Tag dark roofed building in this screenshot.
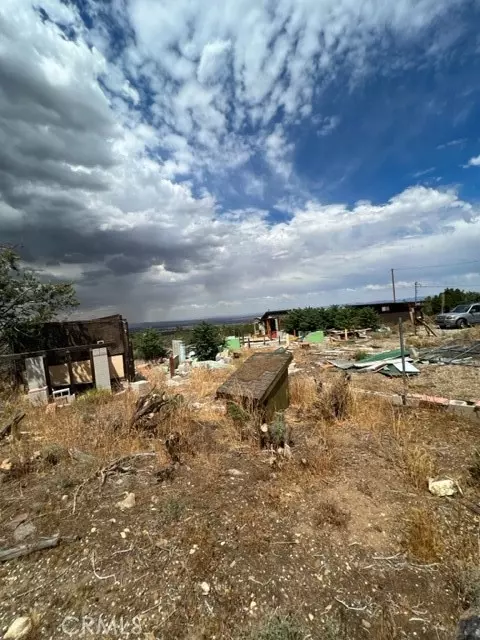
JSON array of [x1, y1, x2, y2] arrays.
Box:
[[257, 309, 291, 339]]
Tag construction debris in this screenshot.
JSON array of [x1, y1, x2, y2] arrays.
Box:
[[329, 348, 419, 377], [419, 342, 480, 367], [129, 390, 183, 430]]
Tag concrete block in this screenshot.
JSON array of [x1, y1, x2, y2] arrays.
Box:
[[28, 386, 49, 406], [448, 400, 477, 417], [130, 380, 150, 397], [92, 347, 111, 391], [25, 356, 47, 391]]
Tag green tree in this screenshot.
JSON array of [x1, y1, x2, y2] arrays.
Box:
[[0, 246, 78, 350], [356, 307, 380, 330], [133, 328, 168, 360], [424, 288, 480, 315], [192, 321, 223, 361], [283, 304, 380, 333]]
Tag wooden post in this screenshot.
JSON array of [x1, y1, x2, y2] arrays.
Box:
[[169, 355, 175, 378], [398, 318, 408, 405]]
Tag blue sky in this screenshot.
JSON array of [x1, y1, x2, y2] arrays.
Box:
[[0, 0, 480, 320]]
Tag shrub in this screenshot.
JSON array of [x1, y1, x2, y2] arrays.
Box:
[[133, 328, 168, 360], [192, 322, 223, 361]]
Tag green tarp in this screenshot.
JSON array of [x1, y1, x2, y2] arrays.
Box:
[[225, 337, 241, 350], [304, 330, 325, 344], [357, 348, 409, 363]]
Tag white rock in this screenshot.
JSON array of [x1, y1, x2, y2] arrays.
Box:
[[4, 616, 32, 639], [13, 522, 36, 543], [428, 478, 456, 497], [227, 468, 243, 477], [200, 581, 210, 595], [0, 458, 12, 471], [116, 493, 136, 510], [283, 443, 292, 459]]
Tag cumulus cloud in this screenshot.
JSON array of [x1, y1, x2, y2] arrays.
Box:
[[466, 155, 480, 167], [0, 0, 478, 321]]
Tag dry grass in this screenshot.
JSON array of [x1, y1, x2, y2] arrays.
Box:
[[402, 507, 444, 562], [289, 374, 318, 410], [402, 445, 435, 489], [187, 367, 232, 398]]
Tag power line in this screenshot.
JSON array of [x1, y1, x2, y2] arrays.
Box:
[[393, 259, 480, 272]]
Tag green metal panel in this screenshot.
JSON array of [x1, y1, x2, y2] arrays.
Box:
[[357, 348, 409, 363], [304, 330, 325, 343], [226, 337, 241, 350]]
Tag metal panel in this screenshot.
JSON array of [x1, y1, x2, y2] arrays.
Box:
[[71, 360, 93, 384], [49, 364, 70, 386], [108, 355, 125, 379]]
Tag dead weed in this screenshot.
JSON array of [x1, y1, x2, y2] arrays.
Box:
[[403, 445, 435, 489], [402, 507, 444, 562]]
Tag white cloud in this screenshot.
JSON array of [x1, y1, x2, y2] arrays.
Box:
[[197, 40, 232, 84], [265, 124, 293, 179], [1, 0, 478, 321], [466, 155, 480, 167]]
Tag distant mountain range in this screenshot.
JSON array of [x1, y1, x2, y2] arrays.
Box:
[[129, 313, 257, 333]]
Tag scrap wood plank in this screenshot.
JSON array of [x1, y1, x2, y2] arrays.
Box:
[[0, 536, 60, 563], [0, 412, 25, 441]]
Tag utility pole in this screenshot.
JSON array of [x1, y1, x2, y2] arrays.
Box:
[[391, 269, 397, 303], [441, 291, 445, 315], [414, 281, 419, 336]]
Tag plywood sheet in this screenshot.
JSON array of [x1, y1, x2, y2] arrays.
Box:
[[109, 355, 125, 379], [49, 364, 70, 386], [71, 360, 93, 384]]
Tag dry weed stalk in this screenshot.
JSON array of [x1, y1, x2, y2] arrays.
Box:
[[403, 445, 435, 489], [289, 374, 317, 410], [402, 507, 443, 562]]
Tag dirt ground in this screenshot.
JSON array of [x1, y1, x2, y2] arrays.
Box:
[[1, 339, 480, 639]]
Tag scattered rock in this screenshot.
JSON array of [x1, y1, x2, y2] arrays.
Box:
[[13, 521, 37, 543], [428, 478, 456, 497], [4, 616, 32, 639], [457, 614, 480, 640], [227, 468, 243, 477], [362, 620, 371, 630], [200, 581, 210, 595], [7, 513, 29, 530], [116, 492, 136, 510], [1, 458, 12, 472]]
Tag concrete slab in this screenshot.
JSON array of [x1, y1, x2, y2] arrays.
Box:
[[216, 350, 293, 420], [92, 347, 111, 391]]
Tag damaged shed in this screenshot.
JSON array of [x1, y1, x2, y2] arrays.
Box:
[[4, 315, 134, 402]]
